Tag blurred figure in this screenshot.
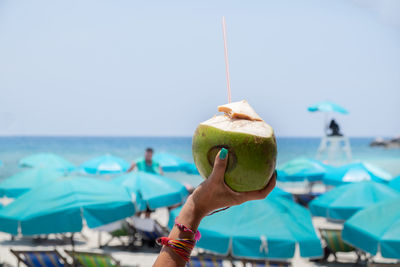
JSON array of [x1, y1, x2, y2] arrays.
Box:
[[328, 119, 343, 136], [127, 148, 164, 175]]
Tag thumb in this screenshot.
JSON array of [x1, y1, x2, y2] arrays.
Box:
[[210, 148, 229, 181]]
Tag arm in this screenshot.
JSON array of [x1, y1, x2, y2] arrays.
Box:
[[127, 162, 136, 173], [153, 148, 276, 267], [159, 166, 164, 176]]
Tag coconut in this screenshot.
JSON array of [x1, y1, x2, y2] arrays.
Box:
[[192, 100, 277, 192]]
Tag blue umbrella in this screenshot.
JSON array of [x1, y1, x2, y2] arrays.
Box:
[[309, 182, 400, 221], [269, 187, 293, 201], [308, 101, 349, 114], [0, 168, 65, 198], [0, 176, 136, 235], [80, 154, 130, 174], [111, 171, 188, 210], [389, 176, 400, 191], [169, 198, 322, 259], [19, 153, 75, 171], [323, 162, 393, 186], [0, 160, 2, 167], [277, 158, 331, 182], [143, 153, 196, 174], [342, 197, 400, 259]]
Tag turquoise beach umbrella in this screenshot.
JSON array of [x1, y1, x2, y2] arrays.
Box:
[[277, 158, 330, 182], [269, 187, 293, 201], [81, 154, 130, 174], [19, 153, 75, 171], [323, 162, 393, 186], [0, 168, 65, 198], [308, 101, 349, 114], [111, 171, 188, 210], [342, 197, 400, 259], [150, 153, 195, 173], [169, 198, 322, 259], [0, 176, 136, 235], [309, 182, 399, 221], [389, 176, 400, 191]]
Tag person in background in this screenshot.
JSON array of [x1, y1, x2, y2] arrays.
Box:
[[127, 147, 164, 175], [328, 119, 343, 136]]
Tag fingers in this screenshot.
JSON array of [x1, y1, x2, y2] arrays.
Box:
[[209, 148, 228, 182]]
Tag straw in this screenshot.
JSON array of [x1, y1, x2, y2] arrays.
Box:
[[222, 16, 231, 103]]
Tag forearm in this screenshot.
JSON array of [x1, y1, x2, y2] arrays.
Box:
[[153, 194, 206, 267]]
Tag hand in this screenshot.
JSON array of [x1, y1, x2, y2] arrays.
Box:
[[190, 148, 276, 218]]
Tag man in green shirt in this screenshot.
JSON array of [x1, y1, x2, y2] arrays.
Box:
[[127, 147, 164, 175]]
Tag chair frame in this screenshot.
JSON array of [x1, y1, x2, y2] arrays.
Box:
[[10, 249, 70, 267], [64, 250, 121, 267]]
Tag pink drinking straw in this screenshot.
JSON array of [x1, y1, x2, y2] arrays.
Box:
[[222, 16, 231, 103]]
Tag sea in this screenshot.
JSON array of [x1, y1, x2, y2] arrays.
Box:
[[0, 136, 399, 185]]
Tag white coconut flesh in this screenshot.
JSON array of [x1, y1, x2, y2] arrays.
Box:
[[201, 100, 273, 138]]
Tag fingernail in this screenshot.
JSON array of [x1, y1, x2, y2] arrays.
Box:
[[219, 148, 228, 159]]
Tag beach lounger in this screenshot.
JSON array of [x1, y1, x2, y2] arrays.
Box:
[[367, 262, 400, 267], [187, 256, 223, 267], [10, 249, 69, 267], [319, 228, 359, 261], [64, 250, 120, 267], [131, 217, 168, 247], [96, 220, 134, 248], [242, 260, 291, 267]]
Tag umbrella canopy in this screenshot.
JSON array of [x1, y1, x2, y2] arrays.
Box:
[[0, 168, 65, 198], [150, 153, 192, 173], [323, 162, 393, 186], [389, 176, 400, 191], [0, 176, 136, 235], [277, 158, 330, 182], [111, 171, 188, 210], [309, 182, 399, 221], [342, 197, 400, 259], [308, 101, 349, 114], [269, 187, 293, 201], [169, 198, 322, 259], [80, 154, 130, 174], [19, 153, 75, 171]]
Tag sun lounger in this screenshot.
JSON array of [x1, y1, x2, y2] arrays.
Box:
[[131, 217, 168, 246], [10, 249, 69, 267], [319, 228, 364, 262], [367, 263, 400, 267], [242, 260, 291, 267], [187, 256, 223, 267], [96, 220, 134, 248], [64, 250, 120, 267]]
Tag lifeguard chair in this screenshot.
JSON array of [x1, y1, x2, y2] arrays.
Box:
[[308, 101, 352, 164]]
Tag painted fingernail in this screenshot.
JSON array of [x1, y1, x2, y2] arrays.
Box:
[[219, 148, 228, 159]]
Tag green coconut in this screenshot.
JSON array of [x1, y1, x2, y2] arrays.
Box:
[[192, 100, 277, 192]]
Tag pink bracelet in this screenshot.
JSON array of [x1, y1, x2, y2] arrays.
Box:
[[174, 218, 201, 241]]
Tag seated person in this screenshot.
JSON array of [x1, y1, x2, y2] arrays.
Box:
[[328, 119, 343, 136], [127, 147, 164, 175]]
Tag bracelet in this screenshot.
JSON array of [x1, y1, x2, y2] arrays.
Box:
[[156, 237, 195, 262], [175, 218, 201, 241]]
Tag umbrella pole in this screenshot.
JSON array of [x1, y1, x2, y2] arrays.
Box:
[[70, 233, 75, 251]]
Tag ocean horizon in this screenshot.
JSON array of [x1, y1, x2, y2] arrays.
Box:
[[1, 136, 399, 185]]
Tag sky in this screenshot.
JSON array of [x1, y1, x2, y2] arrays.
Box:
[[0, 0, 399, 137]]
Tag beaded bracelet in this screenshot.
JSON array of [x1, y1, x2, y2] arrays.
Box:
[[174, 218, 201, 241], [157, 237, 195, 262]]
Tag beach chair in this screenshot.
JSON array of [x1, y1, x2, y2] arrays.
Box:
[[10, 249, 69, 267], [242, 259, 291, 267], [367, 262, 400, 267], [96, 220, 134, 248], [187, 256, 223, 267], [64, 250, 120, 267], [319, 228, 358, 261], [131, 217, 168, 247]]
